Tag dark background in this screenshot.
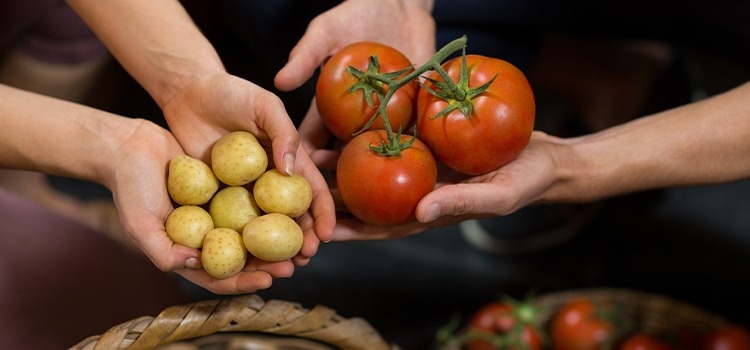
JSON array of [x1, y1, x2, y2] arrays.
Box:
[[49, 1, 750, 349]]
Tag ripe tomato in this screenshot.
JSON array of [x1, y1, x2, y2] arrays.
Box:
[[336, 130, 437, 226], [702, 324, 750, 350], [464, 299, 543, 350], [550, 298, 615, 350], [316, 41, 419, 142], [619, 333, 674, 350], [416, 54, 535, 175]]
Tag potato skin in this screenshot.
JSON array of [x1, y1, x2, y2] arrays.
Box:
[[167, 155, 219, 205], [211, 131, 268, 186], [201, 228, 247, 279], [242, 213, 303, 262], [165, 205, 214, 249], [209, 186, 262, 232], [253, 169, 312, 218]]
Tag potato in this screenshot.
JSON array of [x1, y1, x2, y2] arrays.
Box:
[[211, 131, 268, 186], [242, 213, 303, 262], [201, 228, 247, 279], [253, 169, 312, 218], [209, 186, 262, 232], [167, 154, 219, 205], [165, 205, 214, 248]]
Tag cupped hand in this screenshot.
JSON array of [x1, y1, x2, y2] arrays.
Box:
[[161, 72, 335, 246], [274, 0, 436, 93], [315, 131, 564, 241], [105, 118, 302, 294]]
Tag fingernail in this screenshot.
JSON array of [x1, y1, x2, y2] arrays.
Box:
[[185, 257, 201, 269], [423, 203, 441, 223], [283, 153, 295, 175]]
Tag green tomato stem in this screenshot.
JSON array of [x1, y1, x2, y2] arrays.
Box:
[[361, 36, 468, 155]]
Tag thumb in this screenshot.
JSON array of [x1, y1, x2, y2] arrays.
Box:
[[416, 184, 512, 223], [275, 33, 331, 92], [138, 228, 203, 272]]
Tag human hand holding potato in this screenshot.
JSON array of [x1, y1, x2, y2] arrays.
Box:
[[164, 131, 326, 281], [161, 74, 334, 247], [102, 120, 292, 295]]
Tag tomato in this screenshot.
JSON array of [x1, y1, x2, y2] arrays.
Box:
[[336, 130, 436, 226], [464, 299, 543, 350], [416, 54, 535, 175], [619, 333, 674, 350], [550, 298, 616, 350], [316, 41, 419, 142], [702, 324, 750, 350]]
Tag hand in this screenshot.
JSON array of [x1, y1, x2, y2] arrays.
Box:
[[276, 0, 436, 162], [274, 0, 436, 93], [320, 131, 562, 240], [161, 72, 335, 247], [106, 119, 305, 294]]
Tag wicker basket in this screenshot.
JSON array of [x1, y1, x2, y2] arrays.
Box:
[[70, 294, 399, 350], [533, 288, 728, 334], [438, 288, 730, 350]]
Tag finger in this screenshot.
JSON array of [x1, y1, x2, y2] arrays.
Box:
[[252, 90, 300, 176], [416, 183, 511, 223], [274, 25, 332, 92], [296, 153, 336, 243], [298, 100, 334, 152], [175, 259, 295, 295], [135, 223, 202, 272]]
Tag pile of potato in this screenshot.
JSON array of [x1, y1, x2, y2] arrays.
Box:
[[165, 131, 312, 279]]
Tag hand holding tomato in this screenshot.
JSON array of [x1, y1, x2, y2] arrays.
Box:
[[274, 0, 436, 93], [417, 54, 535, 175]]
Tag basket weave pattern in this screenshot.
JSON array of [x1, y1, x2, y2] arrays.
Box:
[[534, 288, 728, 334], [71, 294, 398, 350]]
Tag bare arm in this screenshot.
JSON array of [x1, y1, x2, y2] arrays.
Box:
[[547, 81, 750, 202], [329, 82, 750, 240], [65, 0, 336, 245]]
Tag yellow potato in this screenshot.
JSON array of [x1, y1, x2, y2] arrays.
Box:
[[201, 228, 247, 279], [209, 186, 262, 232], [253, 169, 312, 218], [242, 213, 303, 262], [165, 205, 214, 249], [211, 131, 268, 186], [167, 154, 219, 205]]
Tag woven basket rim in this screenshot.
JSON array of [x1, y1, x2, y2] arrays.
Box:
[[70, 293, 399, 350], [533, 287, 728, 330]]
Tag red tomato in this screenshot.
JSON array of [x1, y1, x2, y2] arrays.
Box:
[[619, 333, 674, 350], [316, 41, 419, 142], [416, 54, 535, 175], [464, 300, 543, 350], [550, 298, 615, 350], [336, 130, 437, 226], [702, 324, 750, 350]]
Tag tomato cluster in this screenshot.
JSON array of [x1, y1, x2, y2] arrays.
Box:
[[441, 294, 750, 350], [315, 37, 535, 225]]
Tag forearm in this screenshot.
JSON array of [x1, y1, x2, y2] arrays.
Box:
[[0, 84, 129, 185], [546, 81, 750, 202], [65, 0, 225, 108]]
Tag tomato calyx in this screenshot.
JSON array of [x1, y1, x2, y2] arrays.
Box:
[[420, 49, 498, 120], [346, 55, 412, 110], [367, 126, 416, 157], [346, 36, 469, 157], [433, 293, 546, 350]]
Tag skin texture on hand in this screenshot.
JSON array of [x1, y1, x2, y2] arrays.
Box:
[[66, 0, 336, 288], [274, 0, 436, 93], [316, 81, 750, 241], [0, 84, 313, 294]]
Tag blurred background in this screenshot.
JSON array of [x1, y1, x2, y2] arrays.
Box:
[[2, 1, 749, 349]]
